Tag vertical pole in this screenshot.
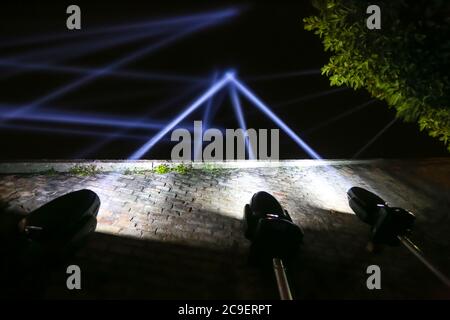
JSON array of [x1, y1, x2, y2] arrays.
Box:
[[272, 258, 293, 300], [398, 235, 450, 288]]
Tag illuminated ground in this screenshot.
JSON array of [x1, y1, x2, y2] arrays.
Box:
[[0, 159, 449, 299]]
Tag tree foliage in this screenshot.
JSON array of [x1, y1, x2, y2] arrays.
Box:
[[304, 0, 450, 151]]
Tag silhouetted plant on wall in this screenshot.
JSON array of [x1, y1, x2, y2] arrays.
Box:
[[304, 0, 450, 151]]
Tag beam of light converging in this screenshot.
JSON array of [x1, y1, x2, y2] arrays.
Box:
[[0, 27, 178, 81], [204, 86, 227, 129], [274, 87, 350, 108], [0, 105, 167, 130], [194, 86, 228, 156], [66, 87, 173, 106], [0, 59, 206, 83], [228, 76, 368, 214], [0, 19, 211, 81], [0, 10, 237, 80], [202, 73, 219, 130], [2, 19, 231, 122], [0, 122, 158, 141], [229, 77, 358, 213], [0, 26, 206, 118], [6, 26, 176, 63], [305, 99, 377, 135], [75, 82, 206, 159], [243, 69, 321, 82], [194, 73, 218, 160], [0, 7, 240, 49], [229, 83, 256, 159], [352, 117, 398, 159], [128, 73, 233, 160], [230, 76, 322, 160]]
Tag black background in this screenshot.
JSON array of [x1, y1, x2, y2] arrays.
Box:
[[0, 0, 448, 159]]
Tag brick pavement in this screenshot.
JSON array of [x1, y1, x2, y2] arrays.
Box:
[[0, 159, 449, 299]]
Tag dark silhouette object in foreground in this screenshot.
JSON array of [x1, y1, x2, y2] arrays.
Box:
[[1, 189, 100, 297], [347, 186, 450, 288], [244, 191, 304, 300], [18, 189, 100, 255]]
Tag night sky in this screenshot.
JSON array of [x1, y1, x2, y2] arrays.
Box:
[[0, 0, 448, 160]]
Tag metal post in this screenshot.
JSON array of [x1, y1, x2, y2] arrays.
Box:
[[272, 258, 293, 300], [398, 235, 450, 288]]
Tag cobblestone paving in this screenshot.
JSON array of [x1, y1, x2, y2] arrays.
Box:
[[0, 159, 449, 299]]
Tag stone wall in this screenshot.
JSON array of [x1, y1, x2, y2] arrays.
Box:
[[0, 159, 449, 299]]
